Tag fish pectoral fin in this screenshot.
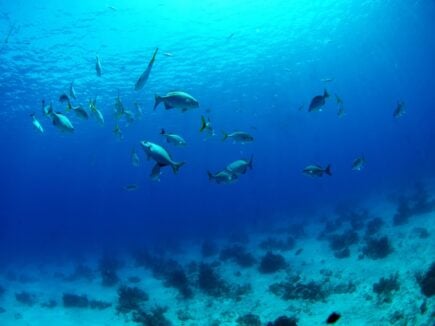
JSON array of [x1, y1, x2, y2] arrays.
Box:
[[151, 164, 162, 181], [164, 103, 173, 110]]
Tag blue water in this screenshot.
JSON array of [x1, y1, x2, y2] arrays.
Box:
[[0, 0, 434, 259]]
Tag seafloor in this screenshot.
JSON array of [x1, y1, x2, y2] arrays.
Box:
[[0, 186, 434, 326]]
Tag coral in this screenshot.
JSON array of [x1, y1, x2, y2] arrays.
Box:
[[201, 240, 218, 257], [237, 313, 261, 326], [417, 262, 435, 297], [128, 276, 142, 283], [365, 217, 384, 237], [41, 299, 57, 308], [259, 237, 296, 251], [362, 236, 393, 259], [15, 291, 37, 306], [132, 306, 171, 326], [334, 247, 350, 259], [393, 196, 412, 225], [259, 252, 287, 274], [164, 268, 193, 299], [270, 278, 327, 302], [198, 263, 230, 297], [328, 230, 359, 251], [373, 273, 400, 303], [231, 283, 252, 301], [63, 293, 111, 309], [117, 285, 149, 314], [99, 255, 121, 287], [89, 299, 112, 310], [220, 245, 256, 267], [64, 264, 95, 282], [393, 183, 435, 225], [287, 223, 306, 239], [333, 281, 357, 294], [266, 315, 298, 326], [63, 294, 89, 308], [412, 227, 430, 239]]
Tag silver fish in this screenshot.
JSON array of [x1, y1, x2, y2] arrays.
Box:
[[135, 48, 158, 91], [140, 141, 185, 180], [154, 91, 199, 112], [352, 156, 366, 171], [207, 170, 238, 184], [30, 113, 44, 133], [160, 129, 187, 146], [303, 164, 331, 177], [95, 55, 102, 77], [222, 131, 254, 143]]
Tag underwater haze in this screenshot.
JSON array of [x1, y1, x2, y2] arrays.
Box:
[[0, 0, 435, 325]]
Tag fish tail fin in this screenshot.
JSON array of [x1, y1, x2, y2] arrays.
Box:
[[207, 171, 213, 181], [199, 116, 207, 132], [324, 89, 329, 98], [160, 128, 165, 135], [172, 161, 185, 174], [325, 164, 332, 176], [222, 131, 228, 141], [154, 94, 162, 110]]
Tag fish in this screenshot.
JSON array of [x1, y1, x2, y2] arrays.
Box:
[[336, 94, 345, 117], [113, 124, 123, 140], [89, 99, 104, 125], [326, 312, 341, 324], [140, 141, 185, 180], [337, 105, 346, 118], [163, 52, 173, 57], [134, 101, 143, 119], [124, 110, 135, 124], [134, 47, 158, 91], [225, 156, 253, 176], [47, 107, 74, 133], [95, 55, 102, 77], [41, 100, 52, 117], [303, 164, 332, 177], [199, 115, 215, 136], [30, 113, 44, 133], [160, 129, 187, 146], [123, 184, 138, 191], [308, 89, 329, 112], [393, 101, 405, 118], [59, 93, 69, 103], [352, 156, 366, 171], [321, 77, 334, 83], [114, 91, 125, 118], [154, 91, 199, 112], [294, 248, 303, 256], [68, 104, 89, 120], [131, 147, 140, 167], [207, 170, 238, 184], [222, 131, 254, 143], [69, 81, 77, 99]]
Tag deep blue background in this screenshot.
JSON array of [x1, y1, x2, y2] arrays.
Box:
[[0, 0, 434, 258]]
